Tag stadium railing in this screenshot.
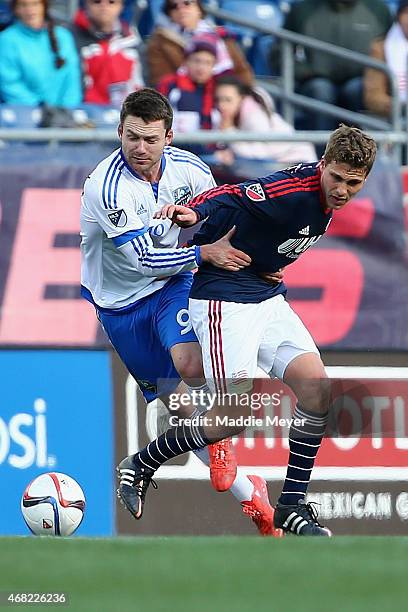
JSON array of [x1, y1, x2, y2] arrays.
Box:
[[0, 128, 406, 163], [202, 3, 402, 135]]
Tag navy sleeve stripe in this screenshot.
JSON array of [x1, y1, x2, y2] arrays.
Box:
[[112, 227, 148, 247], [168, 157, 212, 175], [164, 147, 211, 174], [106, 159, 124, 210], [102, 152, 121, 209]]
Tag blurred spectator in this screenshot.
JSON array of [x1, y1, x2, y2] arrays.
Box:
[[364, 0, 408, 118], [146, 0, 253, 88], [275, 0, 393, 131], [157, 36, 217, 133], [213, 75, 317, 166], [71, 0, 144, 106], [77, 0, 137, 23], [0, 0, 81, 107]]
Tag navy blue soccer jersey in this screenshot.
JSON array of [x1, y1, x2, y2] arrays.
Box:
[[189, 162, 333, 303]]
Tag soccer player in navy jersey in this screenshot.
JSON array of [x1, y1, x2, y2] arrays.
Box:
[[118, 124, 377, 536], [81, 88, 283, 536]]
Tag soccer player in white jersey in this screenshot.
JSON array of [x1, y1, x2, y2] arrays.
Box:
[[81, 88, 283, 536]]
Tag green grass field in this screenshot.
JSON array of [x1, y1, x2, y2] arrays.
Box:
[[1, 536, 407, 612]]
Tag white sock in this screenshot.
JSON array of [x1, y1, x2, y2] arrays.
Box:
[[193, 446, 254, 503]]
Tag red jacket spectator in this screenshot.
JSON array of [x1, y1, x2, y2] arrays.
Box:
[[71, 3, 144, 105]]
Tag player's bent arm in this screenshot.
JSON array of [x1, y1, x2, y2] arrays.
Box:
[[187, 184, 242, 220], [113, 228, 200, 277], [113, 226, 251, 274], [156, 184, 239, 225]]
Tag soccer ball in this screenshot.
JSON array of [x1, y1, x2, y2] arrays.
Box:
[[21, 472, 86, 536]]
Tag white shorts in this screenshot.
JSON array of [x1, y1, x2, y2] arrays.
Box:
[[189, 294, 319, 393]]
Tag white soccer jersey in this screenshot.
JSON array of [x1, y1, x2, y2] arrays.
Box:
[[80, 146, 216, 309]]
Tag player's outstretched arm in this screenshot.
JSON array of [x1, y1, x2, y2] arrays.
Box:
[[155, 184, 240, 225], [154, 204, 199, 227]]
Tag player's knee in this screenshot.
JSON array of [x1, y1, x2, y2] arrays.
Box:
[[171, 343, 204, 382], [297, 377, 331, 412], [177, 355, 204, 382]]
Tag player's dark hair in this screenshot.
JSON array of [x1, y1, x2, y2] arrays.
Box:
[[120, 88, 173, 132], [12, 0, 65, 69], [323, 124, 377, 175], [215, 75, 272, 126]]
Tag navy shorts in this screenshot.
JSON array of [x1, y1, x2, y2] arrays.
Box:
[[98, 273, 197, 402]]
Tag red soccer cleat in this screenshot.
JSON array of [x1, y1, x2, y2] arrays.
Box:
[[207, 437, 237, 492], [241, 475, 284, 537]]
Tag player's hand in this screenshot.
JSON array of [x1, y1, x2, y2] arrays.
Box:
[[259, 268, 284, 285], [154, 204, 198, 227], [200, 226, 251, 272]]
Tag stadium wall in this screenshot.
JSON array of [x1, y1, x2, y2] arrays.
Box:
[[113, 353, 408, 536]]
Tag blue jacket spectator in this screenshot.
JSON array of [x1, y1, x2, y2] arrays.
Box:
[[0, 0, 82, 108]]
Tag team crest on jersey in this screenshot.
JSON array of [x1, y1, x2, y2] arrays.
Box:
[[108, 209, 127, 228], [245, 183, 265, 201], [172, 185, 192, 206]]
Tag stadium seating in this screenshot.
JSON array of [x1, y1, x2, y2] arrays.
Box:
[[0, 105, 42, 128], [79, 104, 120, 128], [0, 103, 121, 129], [136, 0, 163, 37], [219, 0, 284, 75]]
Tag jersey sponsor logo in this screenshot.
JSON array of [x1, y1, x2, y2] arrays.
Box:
[[278, 235, 323, 259], [172, 185, 192, 206], [150, 223, 165, 237], [299, 225, 310, 236], [284, 163, 303, 174], [107, 209, 127, 228], [245, 183, 265, 201]]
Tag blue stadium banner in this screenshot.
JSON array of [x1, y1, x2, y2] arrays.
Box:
[[0, 350, 114, 536]]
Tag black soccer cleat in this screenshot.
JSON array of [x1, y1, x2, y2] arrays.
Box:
[[116, 456, 157, 520], [274, 500, 332, 536]]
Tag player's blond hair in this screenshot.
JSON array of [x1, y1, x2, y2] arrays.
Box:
[[323, 125, 377, 175]]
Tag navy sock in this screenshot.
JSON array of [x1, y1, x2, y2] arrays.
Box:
[[279, 404, 328, 506], [133, 421, 210, 471]]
